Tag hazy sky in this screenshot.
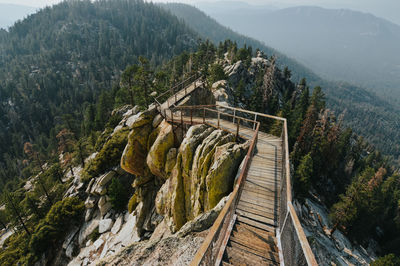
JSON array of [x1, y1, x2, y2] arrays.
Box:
[[1, 0, 399, 25]]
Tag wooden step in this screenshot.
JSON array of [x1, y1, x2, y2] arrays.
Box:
[[236, 215, 276, 232], [246, 176, 280, 186], [234, 221, 276, 239], [237, 200, 276, 216], [241, 187, 279, 201], [224, 245, 278, 265], [239, 193, 277, 208], [229, 236, 279, 262], [236, 204, 276, 221], [246, 174, 281, 184], [243, 181, 277, 193], [239, 194, 277, 210], [236, 209, 276, 227]]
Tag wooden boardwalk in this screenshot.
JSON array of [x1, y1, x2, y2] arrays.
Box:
[[223, 131, 281, 265], [159, 79, 201, 113], [159, 76, 317, 266]]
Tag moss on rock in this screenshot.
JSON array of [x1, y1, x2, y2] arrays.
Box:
[[147, 121, 175, 180], [120, 112, 154, 176]]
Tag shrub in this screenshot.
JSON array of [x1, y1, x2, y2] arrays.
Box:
[[371, 254, 400, 266], [89, 227, 100, 242], [108, 178, 130, 212], [82, 128, 130, 182], [209, 63, 226, 84], [28, 197, 84, 257], [45, 197, 84, 227]]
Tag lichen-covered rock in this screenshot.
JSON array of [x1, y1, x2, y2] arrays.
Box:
[[146, 120, 175, 180], [155, 124, 247, 232], [190, 130, 235, 218], [120, 111, 154, 176], [205, 141, 249, 210], [165, 148, 177, 175]]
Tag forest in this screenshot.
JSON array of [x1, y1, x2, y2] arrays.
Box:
[[0, 0, 399, 265]]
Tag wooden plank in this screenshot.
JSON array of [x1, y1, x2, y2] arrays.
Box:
[[244, 181, 277, 192], [236, 204, 275, 221], [234, 221, 276, 239], [236, 209, 276, 227], [237, 200, 276, 216], [229, 237, 279, 262], [224, 246, 277, 265], [236, 215, 276, 232], [246, 176, 280, 186], [240, 194, 278, 209], [241, 187, 279, 201]]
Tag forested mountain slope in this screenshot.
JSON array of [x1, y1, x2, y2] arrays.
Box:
[[196, 4, 400, 101], [0, 0, 198, 188], [163, 3, 400, 163]]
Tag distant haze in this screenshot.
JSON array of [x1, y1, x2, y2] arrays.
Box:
[[0, 0, 399, 25], [197, 3, 400, 105]]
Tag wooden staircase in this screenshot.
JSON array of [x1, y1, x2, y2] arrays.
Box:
[[221, 133, 282, 265]]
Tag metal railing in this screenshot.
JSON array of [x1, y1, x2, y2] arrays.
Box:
[[154, 73, 200, 114], [157, 79, 317, 265]]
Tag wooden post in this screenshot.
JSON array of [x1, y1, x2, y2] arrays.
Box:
[[175, 91, 177, 104], [233, 109, 236, 124], [181, 110, 184, 140], [203, 108, 206, 123], [190, 108, 193, 125], [171, 110, 174, 125], [253, 114, 258, 130], [236, 118, 240, 142], [181, 110, 183, 126], [217, 110, 220, 128]]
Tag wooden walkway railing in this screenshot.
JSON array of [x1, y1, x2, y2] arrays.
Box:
[[156, 78, 318, 266]]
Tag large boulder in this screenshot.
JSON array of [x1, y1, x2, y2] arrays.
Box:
[[155, 125, 247, 232], [146, 120, 175, 180], [165, 148, 177, 175], [205, 141, 249, 210], [190, 130, 235, 218], [120, 111, 155, 176]]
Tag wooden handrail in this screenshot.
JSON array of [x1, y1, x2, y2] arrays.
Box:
[[216, 103, 286, 121]]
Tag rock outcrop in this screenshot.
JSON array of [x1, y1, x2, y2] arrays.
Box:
[[297, 198, 375, 265], [155, 125, 248, 232], [146, 120, 175, 180]]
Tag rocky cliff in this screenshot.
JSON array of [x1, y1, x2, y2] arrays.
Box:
[[60, 90, 248, 265]]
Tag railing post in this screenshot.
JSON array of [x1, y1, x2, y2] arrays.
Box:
[[203, 108, 206, 123], [181, 110, 184, 140], [190, 108, 193, 125], [233, 109, 236, 124], [217, 110, 220, 128], [175, 91, 177, 104], [235, 118, 240, 142], [253, 114, 257, 130], [171, 109, 174, 125]]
